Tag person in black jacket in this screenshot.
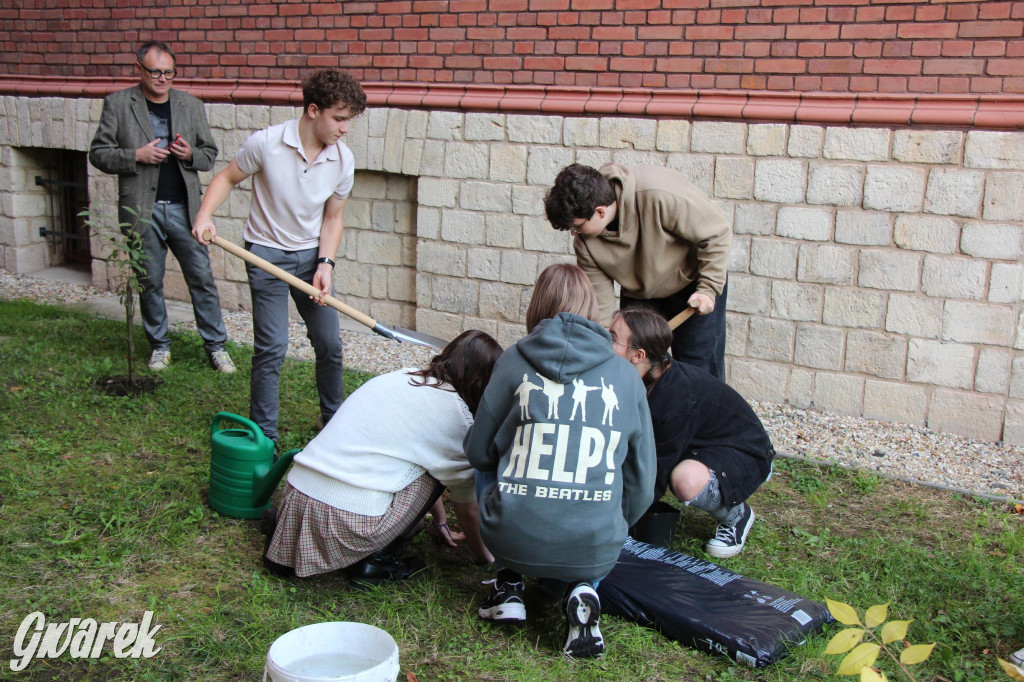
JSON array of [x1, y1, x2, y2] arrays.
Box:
[[609, 306, 774, 558]]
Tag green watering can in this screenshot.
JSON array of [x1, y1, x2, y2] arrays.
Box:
[[208, 412, 298, 519]]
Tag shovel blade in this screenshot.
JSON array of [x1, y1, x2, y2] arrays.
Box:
[[372, 323, 448, 348]]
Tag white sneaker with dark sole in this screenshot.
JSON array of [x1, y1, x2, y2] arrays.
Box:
[[148, 349, 171, 371], [705, 503, 755, 559], [562, 582, 604, 659], [478, 579, 526, 622]]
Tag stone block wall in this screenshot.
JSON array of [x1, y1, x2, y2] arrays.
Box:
[[3, 93, 1024, 445]]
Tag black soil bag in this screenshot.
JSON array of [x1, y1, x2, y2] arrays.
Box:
[[597, 538, 833, 667]]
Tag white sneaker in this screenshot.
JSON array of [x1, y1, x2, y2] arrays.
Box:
[[148, 349, 171, 371], [562, 582, 604, 659], [209, 349, 236, 374], [705, 503, 755, 559], [1009, 646, 1024, 671]]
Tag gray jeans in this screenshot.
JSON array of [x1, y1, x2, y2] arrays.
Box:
[[684, 469, 746, 527], [246, 243, 343, 441], [139, 201, 227, 353]]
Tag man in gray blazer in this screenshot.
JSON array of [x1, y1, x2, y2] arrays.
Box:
[[89, 41, 234, 373]]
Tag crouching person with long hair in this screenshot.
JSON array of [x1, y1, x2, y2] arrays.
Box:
[[262, 330, 501, 584], [610, 306, 774, 558], [465, 264, 655, 659]]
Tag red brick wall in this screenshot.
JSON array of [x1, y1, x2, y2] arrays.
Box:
[[2, 0, 1023, 95]]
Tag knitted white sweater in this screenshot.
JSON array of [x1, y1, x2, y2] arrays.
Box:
[[287, 369, 477, 516]]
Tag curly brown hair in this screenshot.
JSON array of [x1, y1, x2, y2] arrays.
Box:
[[301, 69, 367, 115], [543, 163, 617, 231]]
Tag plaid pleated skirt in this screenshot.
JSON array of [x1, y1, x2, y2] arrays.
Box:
[[265, 474, 437, 578]]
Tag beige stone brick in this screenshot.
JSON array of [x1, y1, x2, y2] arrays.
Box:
[[725, 312, 748, 356], [747, 317, 795, 362], [526, 146, 575, 186], [729, 234, 750, 273], [485, 214, 523, 249], [788, 125, 823, 158], [477, 281, 522, 322], [489, 145, 528, 183], [726, 274, 770, 315], [893, 215, 959, 254], [863, 380, 927, 425], [750, 238, 798, 279], [1017, 311, 1024, 351], [444, 142, 489, 179], [655, 120, 690, 152], [863, 165, 926, 213], [208, 103, 235, 129], [416, 208, 441, 240], [729, 358, 789, 402], [964, 130, 1024, 170], [384, 113, 409, 173], [922, 255, 987, 300], [858, 249, 920, 292], [565, 117, 600, 148], [1010, 357, 1024, 398], [459, 181, 513, 212], [714, 157, 754, 199], [420, 140, 446, 176], [924, 168, 984, 218], [599, 117, 657, 150], [417, 241, 466, 276], [417, 178, 458, 208], [431, 276, 479, 315], [806, 163, 864, 207], [777, 206, 832, 241], [387, 268, 416, 302], [788, 368, 814, 407], [734, 202, 775, 236], [426, 111, 464, 140], [797, 243, 856, 285], [927, 389, 1004, 441], [440, 210, 486, 245], [668, 153, 714, 195], [508, 115, 561, 144], [989, 263, 1024, 304], [975, 348, 1012, 394], [824, 127, 890, 161], [835, 210, 892, 246], [523, 216, 571, 253], [983, 172, 1024, 221], [893, 129, 963, 165], [512, 185, 546, 217], [823, 288, 886, 328], [464, 113, 506, 141], [467, 247, 501, 281], [771, 281, 822, 322], [813, 372, 864, 416], [942, 300, 1016, 346], [885, 294, 941, 339], [753, 159, 806, 203], [357, 231, 404, 266], [961, 222, 1023, 260], [907, 338, 974, 389], [576, 149, 614, 171], [407, 109, 430, 139], [417, 308, 466, 342], [794, 323, 843, 369], [500, 250, 539, 285], [1002, 400, 1024, 445], [845, 330, 907, 379], [691, 121, 747, 154], [746, 124, 787, 156]]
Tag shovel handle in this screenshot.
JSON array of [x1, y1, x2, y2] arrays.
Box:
[[667, 307, 695, 330], [204, 231, 378, 330]]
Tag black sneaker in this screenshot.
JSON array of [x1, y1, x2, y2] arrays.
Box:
[[478, 578, 526, 622], [705, 503, 755, 559], [345, 555, 427, 588], [562, 582, 604, 658]]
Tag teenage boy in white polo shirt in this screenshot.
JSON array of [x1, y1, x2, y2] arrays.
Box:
[[193, 69, 367, 442]]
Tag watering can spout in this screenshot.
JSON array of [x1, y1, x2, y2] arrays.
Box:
[[252, 449, 299, 508]]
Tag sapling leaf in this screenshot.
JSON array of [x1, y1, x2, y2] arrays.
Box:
[[838, 642, 881, 675], [998, 657, 1024, 680], [860, 667, 888, 682], [827, 598, 863, 626], [865, 602, 889, 628], [880, 620, 912, 644], [899, 642, 936, 665], [825, 628, 866, 654]]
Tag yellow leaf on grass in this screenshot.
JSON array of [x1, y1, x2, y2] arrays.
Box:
[[827, 598, 863, 626], [865, 603, 889, 628], [825, 628, 866, 654], [899, 642, 936, 665], [998, 658, 1024, 681], [880, 620, 912, 644], [838, 642, 881, 675], [861, 668, 889, 682]]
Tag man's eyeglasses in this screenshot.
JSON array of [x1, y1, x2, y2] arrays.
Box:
[[612, 340, 638, 351], [140, 66, 177, 80]]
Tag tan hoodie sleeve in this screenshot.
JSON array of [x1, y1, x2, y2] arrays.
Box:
[[575, 237, 617, 326]]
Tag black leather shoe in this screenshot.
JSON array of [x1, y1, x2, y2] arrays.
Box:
[[345, 555, 427, 588]]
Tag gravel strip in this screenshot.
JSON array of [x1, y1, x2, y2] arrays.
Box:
[[3, 270, 1022, 502]]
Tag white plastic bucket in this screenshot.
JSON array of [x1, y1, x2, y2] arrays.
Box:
[[263, 622, 400, 682]]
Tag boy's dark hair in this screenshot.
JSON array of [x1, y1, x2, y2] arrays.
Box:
[[408, 330, 502, 415], [543, 163, 617, 231], [301, 69, 367, 115], [137, 42, 174, 64], [613, 306, 673, 395]]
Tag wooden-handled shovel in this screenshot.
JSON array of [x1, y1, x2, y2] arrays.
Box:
[[204, 231, 447, 348], [667, 306, 695, 329]]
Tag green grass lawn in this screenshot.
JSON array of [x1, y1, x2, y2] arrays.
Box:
[[1, 299, 1022, 681]]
